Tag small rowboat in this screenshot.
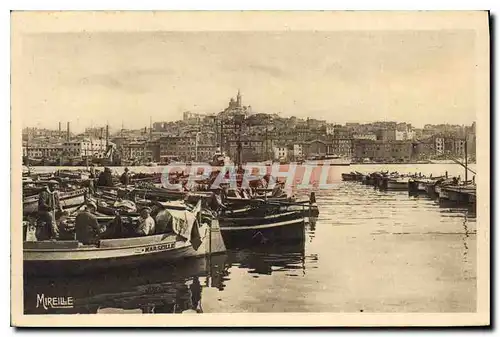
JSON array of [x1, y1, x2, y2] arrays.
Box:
[[341, 172, 364, 182], [23, 220, 226, 276], [23, 188, 87, 215]]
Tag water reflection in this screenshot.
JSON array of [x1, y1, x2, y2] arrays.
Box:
[[24, 240, 313, 314], [24, 254, 229, 315], [228, 241, 307, 277]]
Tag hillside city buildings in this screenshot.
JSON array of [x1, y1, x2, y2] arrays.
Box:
[[22, 91, 476, 165]]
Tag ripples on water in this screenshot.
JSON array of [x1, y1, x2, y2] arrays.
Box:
[[24, 164, 477, 314]]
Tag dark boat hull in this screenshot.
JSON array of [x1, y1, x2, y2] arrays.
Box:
[[219, 211, 306, 249]]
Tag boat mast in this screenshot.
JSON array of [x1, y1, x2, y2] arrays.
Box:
[[464, 137, 468, 183], [220, 119, 224, 153], [149, 116, 152, 141], [265, 125, 268, 161]]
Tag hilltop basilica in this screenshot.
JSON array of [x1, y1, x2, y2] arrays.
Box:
[[219, 90, 253, 118]]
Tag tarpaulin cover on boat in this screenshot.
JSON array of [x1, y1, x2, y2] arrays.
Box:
[[156, 201, 202, 250]]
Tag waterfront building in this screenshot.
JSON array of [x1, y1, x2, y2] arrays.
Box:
[[122, 141, 147, 160], [293, 144, 303, 159], [434, 137, 445, 155], [353, 139, 413, 162], [25, 144, 63, 159], [304, 140, 328, 157], [454, 138, 466, 157], [413, 137, 435, 159], [331, 138, 353, 157], [61, 139, 112, 158], [158, 136, 196, 162], [228, 137, 266, 162], [273, 143, 288, 161]]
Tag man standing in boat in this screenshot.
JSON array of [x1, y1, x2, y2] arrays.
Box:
[[75, 200, 102, 245], [37, 180, 62, 240], [210, 188, 227, 213], [120, 167, 130, 186], [97, 167, 114, 187]]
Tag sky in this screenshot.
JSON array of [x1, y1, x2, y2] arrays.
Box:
[[16, 30, 477, 133]]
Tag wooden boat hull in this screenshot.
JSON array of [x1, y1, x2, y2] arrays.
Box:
[[408, 180, 429, 195], [23, 222, 226, 276], [219, 211, 306, 249], [438, 186, 476, 206], [23, 189, 87, 215], [386, 180, 409, 191], [341, 173, 358, 181]]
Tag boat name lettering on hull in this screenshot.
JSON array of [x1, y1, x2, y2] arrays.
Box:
[[138, 242, 176, 254]]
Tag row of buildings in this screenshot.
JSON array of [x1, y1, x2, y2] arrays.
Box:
[[22, 91, 477, 164]]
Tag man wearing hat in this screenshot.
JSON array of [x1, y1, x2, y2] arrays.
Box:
[[209, 188, 227, 213], [97, 167, 114, 187], [75, 200, 102, 245], [37, 180, 62, 240], [136, 206, 155, 236], [120, 167, 130, 186]]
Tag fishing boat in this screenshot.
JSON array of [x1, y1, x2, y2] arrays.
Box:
[[55, 169, 91, 180], [409, 176, 446, 196], [129, 187, 189, 201], [438, 184, 476, 206], [23, 205, 226, 276], [223, 189, 319, 218], [341, 172, 363, 181], [23, 188, 87, 215], [385, 177, 410, 191], [218, 209, 307, 248]]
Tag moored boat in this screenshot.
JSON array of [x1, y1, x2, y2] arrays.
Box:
[[23, 188, 87, 215], [438, 184, 476, 206], [218, 209, 306, 249], [23, 218, 226, 276], [385, 177, 409, 191]]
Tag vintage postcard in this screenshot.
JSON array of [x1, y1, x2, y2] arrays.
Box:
[[11, 11, 490, 327]]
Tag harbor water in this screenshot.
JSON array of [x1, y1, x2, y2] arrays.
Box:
[[24, 164, 476, 314]]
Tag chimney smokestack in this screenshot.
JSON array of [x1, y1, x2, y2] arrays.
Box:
[[67, 122, 70, 142], [58, 122, 61, 137]]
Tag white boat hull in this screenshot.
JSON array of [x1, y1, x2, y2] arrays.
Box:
[[23, 222, 226, 275]]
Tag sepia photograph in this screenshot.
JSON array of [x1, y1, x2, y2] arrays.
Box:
[[10, 11, 490, 327]]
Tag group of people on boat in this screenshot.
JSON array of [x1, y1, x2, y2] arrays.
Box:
[[72, 200, 159, 245], [32, 175, 171, 243]]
